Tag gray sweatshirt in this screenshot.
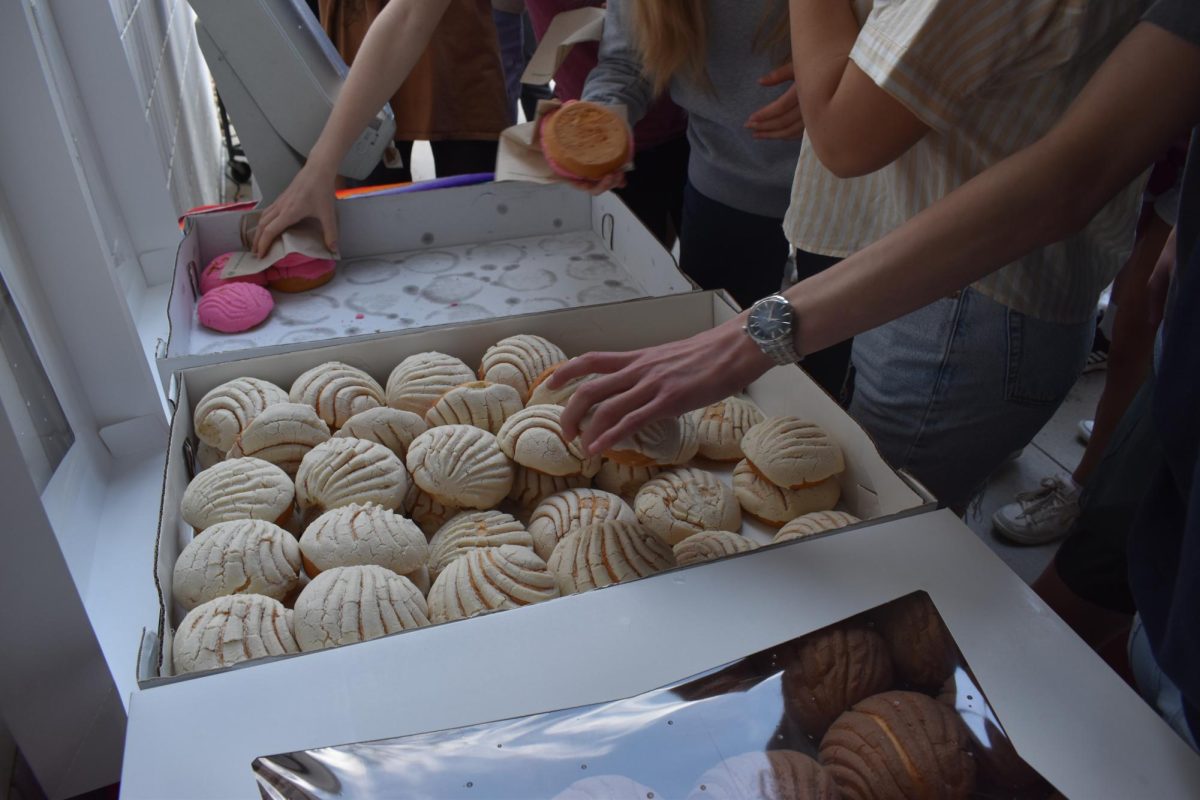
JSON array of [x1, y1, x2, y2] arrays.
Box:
[[582, 0, 801, 219]]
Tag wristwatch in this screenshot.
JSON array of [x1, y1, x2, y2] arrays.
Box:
[[744, 294, 801, 366]]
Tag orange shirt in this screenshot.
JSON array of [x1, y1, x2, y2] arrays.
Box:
[[320, 0, 510, 141]]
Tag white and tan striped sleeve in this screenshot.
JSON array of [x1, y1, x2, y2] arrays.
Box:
[[850, 0, 1090, 131]]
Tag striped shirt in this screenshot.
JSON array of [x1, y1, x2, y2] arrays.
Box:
[[785, 0, 1148, 323]]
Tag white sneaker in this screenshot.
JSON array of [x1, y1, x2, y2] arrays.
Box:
[[1078, 419, 1093, 443], [992, 476, 1081, 545]]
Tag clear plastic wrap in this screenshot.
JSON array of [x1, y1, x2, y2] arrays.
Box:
[[253, 591, 1056, 799]]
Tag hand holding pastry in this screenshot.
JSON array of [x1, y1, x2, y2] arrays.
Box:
[[540, 101, 632, 196], [556, 318, 773, 455], [252, 159, 340, 257]]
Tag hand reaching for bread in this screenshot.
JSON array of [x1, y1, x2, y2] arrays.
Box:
[[555, 317, 774, 455], [541, 101, 632, 196], [252, 160, 340, 258]]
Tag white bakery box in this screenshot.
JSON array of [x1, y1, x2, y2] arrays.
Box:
[[157, 180, 691, 385], [118, 290, 1200, 797], [142, 289, 929, 686]]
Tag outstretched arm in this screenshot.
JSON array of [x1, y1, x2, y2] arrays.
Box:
[[558, 22, 1200, 453], [787, 0, 929, 177], [253, 0, 452, 256]]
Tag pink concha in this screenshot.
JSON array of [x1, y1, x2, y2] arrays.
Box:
[[198, 283, 274, 333], [198, 252, 268, 295], [266, 253, 337, 282]]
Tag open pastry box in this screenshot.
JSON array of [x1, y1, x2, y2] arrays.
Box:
[[158, 181, 692, 384], [141, 290, 931, 688]]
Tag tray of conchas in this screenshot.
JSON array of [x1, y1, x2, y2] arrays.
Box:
[[251, 591, 1060, 799], [144, 292, 931, 685]]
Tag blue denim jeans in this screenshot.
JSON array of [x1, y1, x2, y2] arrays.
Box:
[[1130, 614, 1200, 749], [849, 288, 1093, 508]]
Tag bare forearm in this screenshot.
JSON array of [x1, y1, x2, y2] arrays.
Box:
[[308, 0, 451, 174], [784, 23, 1200, 356], [788, 0, 858, 124]]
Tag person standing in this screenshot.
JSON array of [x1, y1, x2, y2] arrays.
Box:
[[525, 0, 690, 250], [782, 0, 1148, 509], [574, 0, 805, 314], [319, 0, 510, 184]]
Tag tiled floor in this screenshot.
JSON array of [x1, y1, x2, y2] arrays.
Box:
[[963, 369, 1106, 583]]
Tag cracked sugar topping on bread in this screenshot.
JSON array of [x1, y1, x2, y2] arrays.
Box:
[[547, 519, 676, 595], [386, 352, 477, 416], [479, 334, 568, 402], [295, 437, 409, 516], [635, 467, 742, 546], [194, 376, 288, 452], [428, 544, 559, 624], [292, 565, 429, 651], [300, 502, 428, 577], [527, 488, 636, 561], [173, 519, 303, 611], [227, 402, 331, 475], [290, 361, 385, 430], [181, 456, 295, 532], [406, 424, 513, 509], [742, 416, 845, 489]]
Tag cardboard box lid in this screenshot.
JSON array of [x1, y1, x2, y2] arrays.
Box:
[[121, 509, 1200, 798]]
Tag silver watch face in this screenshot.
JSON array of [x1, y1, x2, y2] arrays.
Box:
[[747, 297, 793, 342]]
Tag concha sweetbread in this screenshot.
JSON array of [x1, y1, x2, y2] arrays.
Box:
[[290, 361, 385, 430], [299, 503, 428, 578], [292, 565, 429, 651], [406, 425, 513, 509], [426, 511, 534, 579], [782, 624, 894, 736], [295, 437, 409, 516], [193, 377, 288, 453], [742, 417, 845, 489], [694, 396, 765, 462], [774, 511, 861, 543], [404, 482, 459, 537], [593, 460, 660, 498], [605, 416, 692, 467], [634, 467, 741, 546], [181, 457, 294, 532], [527, 488, 636, 561], [334, 407, 427, 460], [226, 402, 331, 475], [427, 544, 560, 623], [734, 459, 840, 526], [527, 364, 593, 407], [547, 520, 675, 595], [172, 594, 298, 674], [479, 334, 568, 402], [425, 380, 523, 434], [508, 465, 591, 511], [386, 352, 476, 416], [819, 691, 976, 800], [673, 530, 757, 566], [173, 519, 303, 611], [875, 592, 958, 689], [497, 404, 601, 477]]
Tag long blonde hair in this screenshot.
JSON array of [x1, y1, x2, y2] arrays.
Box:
[[628, 0, 790, 95]]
